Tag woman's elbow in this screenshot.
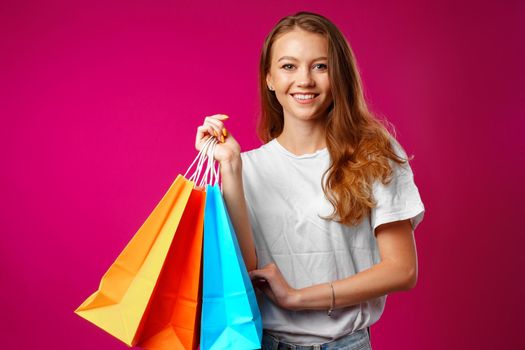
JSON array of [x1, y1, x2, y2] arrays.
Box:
[[401, 265, 418, 290], [246, 252, 258, 272]]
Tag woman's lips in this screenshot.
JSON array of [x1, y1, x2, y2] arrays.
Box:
[[291, 93, 319, 104]]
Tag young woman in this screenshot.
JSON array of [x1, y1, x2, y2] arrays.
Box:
[[195, 11, 424, 350]]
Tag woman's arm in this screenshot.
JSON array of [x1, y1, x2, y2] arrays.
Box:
[[220, 157, 258, 271], [195, 114, 258, 271], [249, 219, 417, 310]]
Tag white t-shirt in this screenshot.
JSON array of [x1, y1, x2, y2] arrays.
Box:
[[240, 138, 425, 345]]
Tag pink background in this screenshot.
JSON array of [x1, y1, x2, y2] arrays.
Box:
[[1, 0, 524, 349]]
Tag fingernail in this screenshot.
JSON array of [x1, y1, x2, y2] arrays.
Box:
[[222, 128, 227, 137], [219, 114, 229, 119], [214, 130, 218, 137], [221, 135, 225, 143]]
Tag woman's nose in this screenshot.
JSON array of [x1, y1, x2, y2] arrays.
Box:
[[296, 67, 315, 87]]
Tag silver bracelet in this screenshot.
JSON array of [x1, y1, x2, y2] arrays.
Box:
[[327, 282, 335, 317]]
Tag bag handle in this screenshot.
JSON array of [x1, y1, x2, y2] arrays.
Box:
[[184, 136, 220, 188], [184, 136, 212, 181], [199, 139, 219, 188]]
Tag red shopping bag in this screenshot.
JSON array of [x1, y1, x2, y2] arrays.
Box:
[[75, 138, 217, 349]]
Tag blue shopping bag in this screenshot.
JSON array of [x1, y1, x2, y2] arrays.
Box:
[[200, 184, 263, 350]]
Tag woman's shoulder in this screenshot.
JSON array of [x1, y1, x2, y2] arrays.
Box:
[[371, 135, 419, 193], [369, 133, 412, 174], [240, 139, 293, 180], [240, 139, 276, 162], [389, 136, 409, 158]]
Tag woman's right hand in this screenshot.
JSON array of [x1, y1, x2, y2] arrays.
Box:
[[195, 114, 241, 164]]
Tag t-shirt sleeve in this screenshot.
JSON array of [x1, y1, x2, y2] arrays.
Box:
[[370, 140, 425, 233]]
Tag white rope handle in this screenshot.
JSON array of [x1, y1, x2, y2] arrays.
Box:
[[199, 139, 220, 188], [211, 142, 220, 187], [195, 138, 217, 186], [198, 142, 212, 188], [185, 136, 217, 187], [184, 136, 213, 179], [210, 141, 220, 186]]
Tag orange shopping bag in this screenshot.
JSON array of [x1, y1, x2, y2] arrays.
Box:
[[137, 187, 205, 350], [75, 138, 217, 349]]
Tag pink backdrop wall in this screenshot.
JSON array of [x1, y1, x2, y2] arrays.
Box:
[[1, 0, 524, 349]]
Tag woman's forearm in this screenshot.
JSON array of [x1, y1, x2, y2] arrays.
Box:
[[291, 260, 417, 311], [219, 156, 258, 271]]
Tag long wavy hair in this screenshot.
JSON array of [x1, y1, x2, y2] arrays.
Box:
[[258, 11, 409, 226]]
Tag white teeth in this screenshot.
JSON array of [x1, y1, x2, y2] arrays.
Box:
[[293, 94, 316, 100]]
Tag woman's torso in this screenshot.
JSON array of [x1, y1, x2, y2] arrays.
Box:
[[240, 139, 385, 345]]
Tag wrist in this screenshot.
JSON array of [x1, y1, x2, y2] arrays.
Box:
[[219, 154, 242, 175], [285, 288, 302, 311]]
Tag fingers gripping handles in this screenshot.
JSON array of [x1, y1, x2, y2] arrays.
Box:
[[184, 137, 220, 189]]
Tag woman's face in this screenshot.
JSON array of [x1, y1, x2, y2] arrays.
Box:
[[267, 28, 333, 123]]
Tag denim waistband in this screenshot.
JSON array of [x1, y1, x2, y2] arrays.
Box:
[[262, 327, 371, 350]]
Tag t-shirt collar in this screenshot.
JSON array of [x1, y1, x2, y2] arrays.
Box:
[[269, 138, 329, 159]]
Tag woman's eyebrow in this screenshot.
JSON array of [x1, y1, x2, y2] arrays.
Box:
[[277, 56, 328, 62]]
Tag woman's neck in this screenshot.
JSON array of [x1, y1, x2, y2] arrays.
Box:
[[276, 117, 327, 156]]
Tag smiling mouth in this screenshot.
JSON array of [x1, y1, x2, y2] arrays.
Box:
[[291, 93, 319, 103]]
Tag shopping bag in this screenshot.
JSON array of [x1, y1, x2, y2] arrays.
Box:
[[137, 186, 205, 350], [137, 185, 205, 349], [200, 183, 263, 350], [75, 137, 217, 348], [74, 174, 200, 346]]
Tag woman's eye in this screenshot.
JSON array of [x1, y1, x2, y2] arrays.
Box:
[[280, 63, 327, 70]]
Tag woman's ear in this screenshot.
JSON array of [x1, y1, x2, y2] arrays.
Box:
[[266, 73, 274, 91]]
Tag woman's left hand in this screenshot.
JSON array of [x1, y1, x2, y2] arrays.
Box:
[[249, 263, 301, 310]]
